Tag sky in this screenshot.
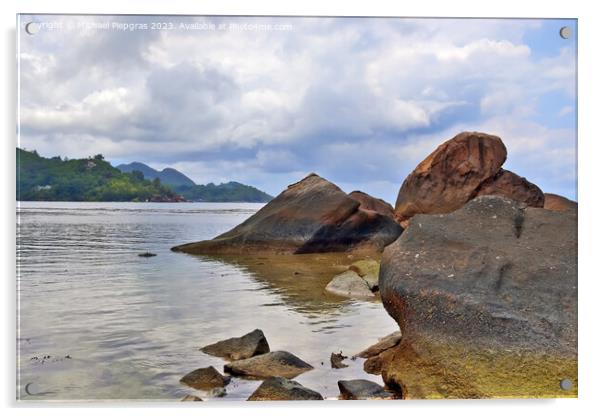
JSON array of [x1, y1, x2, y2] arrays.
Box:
[[18, 15, 577, 202]]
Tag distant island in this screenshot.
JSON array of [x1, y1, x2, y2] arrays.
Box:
[[115, 162, 273, 203], [116, 162, 196, 188], [16, 148, 273, 203]]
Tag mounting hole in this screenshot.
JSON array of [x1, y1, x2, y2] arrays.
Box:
[[559, 26, 572, 40], [25, 22, 41, 35], [560, 378, 573, 390]]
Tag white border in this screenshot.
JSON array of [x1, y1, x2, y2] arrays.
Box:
[[2, 1, 601, 415]]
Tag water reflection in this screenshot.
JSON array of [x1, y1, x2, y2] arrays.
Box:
[[17, 202, 399, 401], [190, 252, 382, 316]]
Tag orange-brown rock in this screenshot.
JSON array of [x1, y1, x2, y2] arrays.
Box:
[[348, 191, 396, 220], [394, 131, 544, 222], [172, 173, 402, 255], [475, 169, 544, 207], [544, 193, 577, 212], [395, 132, 507, 221]]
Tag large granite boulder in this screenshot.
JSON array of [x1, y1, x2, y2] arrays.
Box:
[[379, 196, 577, 398], [394, 132, 544, 224], [248, 377, 323, 400], [544, 193, 577, 212], [200, 329, 270, 361], [224, 351, 313, 379], [172, 173, 402, 255]]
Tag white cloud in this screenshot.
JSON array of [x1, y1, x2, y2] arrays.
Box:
[[18, 16, 577, 201]]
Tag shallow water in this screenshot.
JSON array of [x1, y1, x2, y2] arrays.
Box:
[[17, 201, 399, 401]]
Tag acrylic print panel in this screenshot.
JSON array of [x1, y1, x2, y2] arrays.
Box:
[[16, 14, 577, 401]]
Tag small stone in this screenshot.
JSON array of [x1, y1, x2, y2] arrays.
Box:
[[224, 351, 313, 379], [200, 329, 270, 361], [354, 331, 401, 358], [181, 394, 203, 401], [248, 377, 323, 401], [325, 270, 374, 298], [338, 379, 393, 400], [180, 366, 230, 390], [348, 259, 380, 291], [330, 352, 348, 369]]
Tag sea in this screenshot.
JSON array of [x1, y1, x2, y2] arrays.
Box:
[[16, 201, 398, 401]]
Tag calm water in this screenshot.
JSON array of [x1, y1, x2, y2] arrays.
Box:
[[16, 201, 399, 401]]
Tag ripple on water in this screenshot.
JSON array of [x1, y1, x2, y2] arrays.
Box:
[[17, 201, 399, 401]]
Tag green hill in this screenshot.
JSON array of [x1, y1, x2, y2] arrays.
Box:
[[176, 182, 273, 203], [17, 148, 274, 203], [117, 161, 272, 202], [16, 148, 182, 202], [116, 162, 196, 188]]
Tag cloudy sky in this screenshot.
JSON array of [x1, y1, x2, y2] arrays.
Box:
[[18, 15, 577, 202]]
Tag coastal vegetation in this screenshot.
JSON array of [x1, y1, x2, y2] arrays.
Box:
[[16, 148, 180, 202], [175, 182, 272, 203], [16, 148, 273, 203], [117, 161, 272, 202]]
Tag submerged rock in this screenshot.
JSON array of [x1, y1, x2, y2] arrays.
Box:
[[224, 351, 313, 379], [379, 195, 577, 398], [200, 329, 270, 361], [325, 270, 374, 298], [172, 173, 402, 255], [208, 387, 226, 397], [181, 394, 203, 401], [394, 131, 543, 224], [337, 379, 393, 400], [544, 193, 577, 213], [248, 377, 323, 400], [348, 259, 380, 291], [180, 366, 230, 390], [330, 352, 349, 369]]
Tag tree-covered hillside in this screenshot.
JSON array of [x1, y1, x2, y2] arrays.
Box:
[[117, 162, 272, 202], [116, 162, 196, 188], [176, 182, 273, 203], [16, 148, 183, 202], [17, 148, 273, 202]]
